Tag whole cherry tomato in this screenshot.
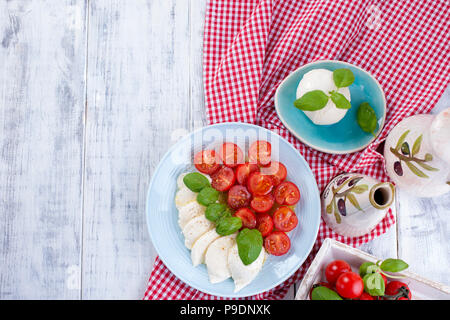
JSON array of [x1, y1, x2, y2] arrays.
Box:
[[335, 271, 364, 299], [356, 292, 375, 300], [385, 281, 412, 300], [325, 260, 352, 284]]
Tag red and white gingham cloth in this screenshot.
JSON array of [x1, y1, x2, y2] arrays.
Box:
[[144, 0, 450, 300]]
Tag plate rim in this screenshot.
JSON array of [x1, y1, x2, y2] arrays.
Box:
[[145, 122, 321, 298], [274, 59, 387, 155]]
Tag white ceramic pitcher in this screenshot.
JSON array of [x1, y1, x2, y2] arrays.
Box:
[[321, 173, 395, 237], [383, 107, 450, 197]]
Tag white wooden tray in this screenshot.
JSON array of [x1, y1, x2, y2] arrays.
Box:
[[295, 238, 450, 300]]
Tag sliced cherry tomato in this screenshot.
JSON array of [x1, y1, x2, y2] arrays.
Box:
[[260, 161, 287, 186], [274, 181, 300, 206], [236, 163, 260, 185], [309, 282, 334, 300], [273, 206, 298, 232], [250, 194, 275, 213], [248, 140, 272, 166], [210, 166, 236, 192], [325, 260, 352, 284], [234, 207, 257, 229], [256, 213, 273, 237], [335, 272, 364, 299], [247, 172, 274, 196], [356, 292, 375, 300], [218, 142, 243, 168], [194, 150, 220, 175], [227, 185, 251, 210], [264, 231, 290, 256], [385, 281, 412, 300]]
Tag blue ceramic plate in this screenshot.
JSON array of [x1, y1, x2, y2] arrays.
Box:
[[275, 60, 386, 154], [146, 122, 320, 298]]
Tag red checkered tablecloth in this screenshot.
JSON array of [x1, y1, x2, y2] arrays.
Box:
[[144, 0, 450, 300]]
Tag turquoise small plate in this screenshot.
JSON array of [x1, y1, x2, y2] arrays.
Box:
[[275, 60, 386, 154], [146, 122, 320, 298]]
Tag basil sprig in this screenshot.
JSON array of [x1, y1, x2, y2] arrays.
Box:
[[183, 172, 210, 192], [311, 286, 343, 300], [236, 228, 263, 265], [293, 68, 354, 112], [379, 258, 409, 273], [357, 102, 378, 136]]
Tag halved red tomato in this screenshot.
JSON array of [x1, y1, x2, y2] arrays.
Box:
[[234, 207, 257, 229], [194, 150, 220, 175], [256, 213, 273, 237], [210, 166, 235, 192], [274, 181, 300, 206], [235, 163, 260, 185], [227, 185, 251, 210], [273, 206, 298, 232], [250, 194, 274, 213], [260, 161, 287, 186], [247, 172, 274, 196], [248, 140, 272, 166], [218, 142, 243, 168], [264, 231, 290, 256]]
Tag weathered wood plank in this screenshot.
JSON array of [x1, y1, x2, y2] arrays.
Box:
[[82, 0, 191, 299], [0, 0, 87, 299]]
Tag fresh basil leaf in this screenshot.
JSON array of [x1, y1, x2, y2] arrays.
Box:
[[236, 228, 263, 265], [183, 172, 210, 192], [205, 203, 227, 222], [359, 261, 377, 277], [363, 273, 385, 296], [357, 102, 378, 135], [380, 258, 409, 273], [330, 91, 351, 109], [216, 216, 242, 236], [197, 187, 219, 206], [311, 286, 343, 300], [333, 68, 355, 88], [293, 90, 329, 111]]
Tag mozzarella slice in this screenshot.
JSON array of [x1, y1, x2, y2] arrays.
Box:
[[178, 201, 206, 229], [175, 187, 197, 209], [191, 229, 221, 267], [205, 234, 236, 284], [228, 243, 266, 292], [182, 214, 214, 249]]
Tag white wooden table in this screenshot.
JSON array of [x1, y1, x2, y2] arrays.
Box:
[[0, 1, 448, 300]]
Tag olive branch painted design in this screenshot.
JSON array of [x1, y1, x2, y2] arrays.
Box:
[[389, 130, 439, 178], [325, 176, 368, 224]]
